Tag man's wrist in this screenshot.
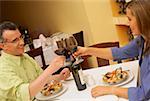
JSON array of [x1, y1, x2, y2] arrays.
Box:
[[47, 65, 56, 74], [110, 87, 116, 95]]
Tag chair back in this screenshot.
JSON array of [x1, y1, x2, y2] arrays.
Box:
[[73, 31, 84, 47], [26, 46, 47, 70], [81, 42, 121, 69]]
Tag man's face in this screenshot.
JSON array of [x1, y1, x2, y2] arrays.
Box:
[[2, 29, 25, 56]]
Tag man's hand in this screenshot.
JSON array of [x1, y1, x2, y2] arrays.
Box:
[[59, 68, 70, 80], [48, 56, 65, 73]]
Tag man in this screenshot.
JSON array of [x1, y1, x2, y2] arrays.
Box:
[[0, 21, 70, 101]]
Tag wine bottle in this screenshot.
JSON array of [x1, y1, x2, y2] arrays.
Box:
[[24, 29, 34, 49], [71, 63, 87, 91], [19, 27, 34, 50]]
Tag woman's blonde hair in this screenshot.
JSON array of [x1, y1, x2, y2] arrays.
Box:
[[127, 0, 150, 55]]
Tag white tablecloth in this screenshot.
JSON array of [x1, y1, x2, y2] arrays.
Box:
[[35, 60, 139, 101], [34, 46, 57, 67]]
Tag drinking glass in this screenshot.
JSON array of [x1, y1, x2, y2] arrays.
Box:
[[84, 74, 96, 87]]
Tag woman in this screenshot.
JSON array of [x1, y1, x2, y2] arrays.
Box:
[[74, 0, 150, 100]]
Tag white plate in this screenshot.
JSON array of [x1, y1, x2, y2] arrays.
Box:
[[102, 71, 134, 87], [35, 84, 68, 101], [92, 95, 118, 101]]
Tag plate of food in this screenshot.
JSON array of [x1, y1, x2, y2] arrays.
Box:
[[102, 67, 134, 86], [35, 80, 67, 100]]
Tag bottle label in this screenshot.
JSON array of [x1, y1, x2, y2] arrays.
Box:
[[78, 69, 85, 85]]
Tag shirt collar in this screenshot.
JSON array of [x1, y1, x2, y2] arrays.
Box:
[[139, 36, 145, 66], [1, 51, 24, 66]]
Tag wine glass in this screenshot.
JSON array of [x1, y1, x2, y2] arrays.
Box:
[[52, 34, 76, 57], [51, 33, 83, 67], [65, 34, 84, 65], [50, 33, 72, 67]]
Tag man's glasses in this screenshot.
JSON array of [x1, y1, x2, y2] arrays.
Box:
[[3, 34, 25, 44]]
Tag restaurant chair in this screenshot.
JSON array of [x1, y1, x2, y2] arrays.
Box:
[[73, 31, 84, 47], [81, 42, 122, 70], [26, 46, 48, 70]]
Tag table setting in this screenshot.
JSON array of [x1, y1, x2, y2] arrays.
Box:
[[34, 60, 138, 101], [32, 33, 139, 101]]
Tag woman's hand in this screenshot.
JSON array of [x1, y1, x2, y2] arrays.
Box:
[[73, 46, 89, 57], [91, 86, 112, 98], [91, 86, 128, 99], [59, 68, 70, 80]]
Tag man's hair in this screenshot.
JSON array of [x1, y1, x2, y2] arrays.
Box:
[[0, 21, 18, 43]]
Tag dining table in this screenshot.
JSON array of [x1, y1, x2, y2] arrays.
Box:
[[35, 60, 139, 101]]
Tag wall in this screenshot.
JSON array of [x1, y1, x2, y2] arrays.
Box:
[[83, 0, 118, 45], [0, 1, 1, 22], [1, 0, 119, 67], [82, 0, 118, 66], [1, 0, 92, 45], [1, 0, 118, 45]]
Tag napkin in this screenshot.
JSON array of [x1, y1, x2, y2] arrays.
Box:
[[39, 34, 53, 48], [92, 95, 118, 101], [119, 98, 129, 101]]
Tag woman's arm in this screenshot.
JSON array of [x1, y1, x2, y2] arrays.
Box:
[[74, 47, 113, 60], [87, 47, 113, 60], [91, 86, 128, 99], [74, 36, 141, 61]]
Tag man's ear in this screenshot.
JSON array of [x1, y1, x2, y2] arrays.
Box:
[[0, 43, 4, 49]]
